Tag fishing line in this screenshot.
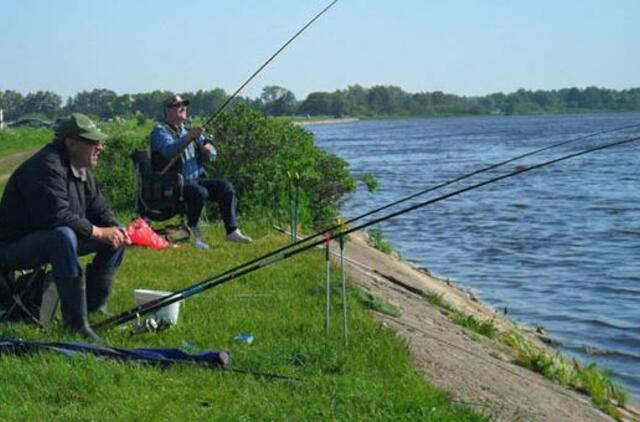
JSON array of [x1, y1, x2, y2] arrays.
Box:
[[96, 123, 640, 330], [160, 0, 339, 175], [94, 135, 637, 329]]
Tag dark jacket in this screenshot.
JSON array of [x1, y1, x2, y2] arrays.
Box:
[[0, 142, 119, 243]]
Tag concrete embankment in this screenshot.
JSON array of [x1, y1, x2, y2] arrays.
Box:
[[330, 231, 638, 421]]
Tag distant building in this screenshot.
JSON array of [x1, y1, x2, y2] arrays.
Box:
[[7, 117, 51, 128]]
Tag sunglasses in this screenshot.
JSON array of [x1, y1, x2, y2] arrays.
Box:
[[74, 137, 103, 146], [168, 103, 188, 109]]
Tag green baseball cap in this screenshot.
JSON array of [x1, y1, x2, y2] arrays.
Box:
[[55, 113, 108, 143]]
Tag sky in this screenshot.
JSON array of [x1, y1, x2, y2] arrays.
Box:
[[1, 0, 638, 101]]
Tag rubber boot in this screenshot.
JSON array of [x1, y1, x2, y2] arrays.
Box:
[[85, 263, 115, 315], [54, 275, 99, 341]]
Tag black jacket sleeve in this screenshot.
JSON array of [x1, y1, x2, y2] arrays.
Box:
[[85, 172, 120, 228]]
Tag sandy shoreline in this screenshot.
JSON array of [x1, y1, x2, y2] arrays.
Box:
[[329, 231, 639, 421]]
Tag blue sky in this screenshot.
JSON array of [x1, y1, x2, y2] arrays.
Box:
[[1, 0, 638, 100]]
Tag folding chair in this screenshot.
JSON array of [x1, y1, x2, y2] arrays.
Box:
[[131, 151, 191, 242], [0, 266, 58, 327]]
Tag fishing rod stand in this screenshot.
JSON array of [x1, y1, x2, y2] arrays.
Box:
[[323, 226, 348, 345]]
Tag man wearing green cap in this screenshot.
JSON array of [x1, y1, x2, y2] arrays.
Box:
[[0, 113, 129, 340]]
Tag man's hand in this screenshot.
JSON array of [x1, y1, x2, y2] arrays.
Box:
[[187, 126, 205, 141], [92, 226, 132, 249], [198, 142, 217, 163]]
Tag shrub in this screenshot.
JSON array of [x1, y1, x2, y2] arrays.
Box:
[[210, 103, 355, 226], [95, 120, 150, 213], [367, 225, 392, 254], [94, 105, 355, 227]]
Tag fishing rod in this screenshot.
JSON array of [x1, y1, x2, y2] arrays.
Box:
[[94, 123, 640, 330], [160, 0, 339, 175], [94, 135, 637, 330]]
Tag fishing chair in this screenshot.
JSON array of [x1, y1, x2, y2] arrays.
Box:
[[0, 265, 58, 327], [131, 151, 191, 242]]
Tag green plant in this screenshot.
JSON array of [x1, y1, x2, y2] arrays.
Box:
[[361, 172, 378, 193], [211, 103, 355, 227], [367, 225, 392, 254], [451, 312, 497, 338], [350, 286, 401, 318], [499, 330, 627, 418], [422, 292, 454, 311], [94, 121, 150, 212], [135, 111, 147, 126], [91, 105, 356, 230]]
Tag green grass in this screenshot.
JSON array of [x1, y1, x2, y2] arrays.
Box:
[[0, 128, 52, 156], [422, 293, 628, 418], [367, 225, 393, 254], [0, 223, 484, 420], [422, 292, 454, 311], [500, 330, 627, 419], [422, 292, 497, 339], [450, 313, 498, 339]]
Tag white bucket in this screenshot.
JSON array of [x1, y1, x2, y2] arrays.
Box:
[[133, 289, 181, 325]]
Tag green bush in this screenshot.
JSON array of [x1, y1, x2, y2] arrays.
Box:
[[209, 103, 355, 226], [95, 121, 150, 213], [367, 225, 392, 254], [95, 105, 355, 227]]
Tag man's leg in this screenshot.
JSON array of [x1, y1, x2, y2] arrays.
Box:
[[0, 227, 82, 278], [0, 227, 98, 340], [183, 182, 211, 248], [199, 179, 252, 243], [78, 239, 125, 313], [198, 179, 238, 234]]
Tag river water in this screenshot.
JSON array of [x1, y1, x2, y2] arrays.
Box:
[[308, 113, 640, 401]]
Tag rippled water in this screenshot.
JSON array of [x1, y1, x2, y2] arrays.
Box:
[[308, 113, 640, 401]]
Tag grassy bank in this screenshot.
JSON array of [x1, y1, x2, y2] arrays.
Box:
[[0, 222, 483, 420], [0, 126, 481, 419]]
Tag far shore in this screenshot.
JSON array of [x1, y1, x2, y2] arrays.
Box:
[[294, 117, 360, 126]]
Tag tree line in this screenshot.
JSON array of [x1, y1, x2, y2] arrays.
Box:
[[1, 85, 639, 122]]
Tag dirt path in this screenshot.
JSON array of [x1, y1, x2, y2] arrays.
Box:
[[0, 149, 36, 182], [332, 232, 639, 421]]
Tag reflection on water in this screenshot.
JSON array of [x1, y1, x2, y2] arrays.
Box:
[[309, 113, 640, 401]]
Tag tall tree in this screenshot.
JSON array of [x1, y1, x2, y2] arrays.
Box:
[[133, 90, 173, 120], [0, 90, 25, 120], [22, 91, 62, 118], [260, 85, 297, 116], [188, 89, 228, 118], [298, 92, 333, 115], [66, 89, 118, 119]]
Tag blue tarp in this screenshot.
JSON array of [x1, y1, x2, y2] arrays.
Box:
[[0, 337, 231, 368]]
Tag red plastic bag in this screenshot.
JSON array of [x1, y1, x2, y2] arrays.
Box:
[[127, 218, 170, 250]]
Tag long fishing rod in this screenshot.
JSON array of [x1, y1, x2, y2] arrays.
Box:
[[94, 123, 640, 330], [160, 0, 339, 175], [94, 135, 637, 330]]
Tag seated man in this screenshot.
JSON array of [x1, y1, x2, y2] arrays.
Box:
[[0, 113, 130, 340], [149, 95, 252, 249]]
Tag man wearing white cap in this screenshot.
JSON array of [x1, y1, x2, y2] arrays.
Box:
[[149, 95, 252, 249]]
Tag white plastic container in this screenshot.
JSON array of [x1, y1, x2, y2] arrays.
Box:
[[133, 289, 182, 325]]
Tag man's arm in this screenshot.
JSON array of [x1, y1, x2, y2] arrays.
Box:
[[24, 163, 94, 239], [84, 172, 130, 248], [150, 125, 204, 159]]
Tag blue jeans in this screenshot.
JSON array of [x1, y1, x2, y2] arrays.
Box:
[[0, 226, 124, 280]]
